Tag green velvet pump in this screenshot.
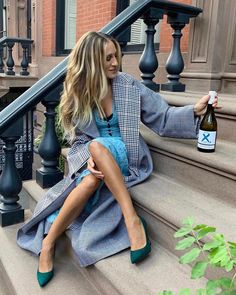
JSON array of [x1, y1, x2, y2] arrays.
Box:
[[37, 268, 54, 287], [130, 217, 151, 264]]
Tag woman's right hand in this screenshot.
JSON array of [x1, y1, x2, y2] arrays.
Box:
[[87, 157, 104, 179]]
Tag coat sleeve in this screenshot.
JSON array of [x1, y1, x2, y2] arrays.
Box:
[[133, 79, 200, 139], [67, 130, 91, 178]]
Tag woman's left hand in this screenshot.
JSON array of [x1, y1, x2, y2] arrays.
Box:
[[193, 94, 219, 116]]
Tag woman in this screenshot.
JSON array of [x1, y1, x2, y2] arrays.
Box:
[[17, 31, 217, 287]]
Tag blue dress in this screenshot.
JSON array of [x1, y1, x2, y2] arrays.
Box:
[[46, 105, 129, 222]]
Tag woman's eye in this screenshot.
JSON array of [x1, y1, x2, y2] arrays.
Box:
[[106, 56, 112, 61]]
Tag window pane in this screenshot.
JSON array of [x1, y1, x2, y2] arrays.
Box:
[[129, 0, 160, 44], [64, 0, 77, 49]]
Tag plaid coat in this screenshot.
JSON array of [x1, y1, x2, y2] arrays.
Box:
[[17, 72, 199, 267]]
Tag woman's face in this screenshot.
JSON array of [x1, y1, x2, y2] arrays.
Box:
[[104, 40, 119, 80]]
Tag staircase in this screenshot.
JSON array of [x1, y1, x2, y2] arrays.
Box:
[[1, 88, 235, 294], [0, 0, 235, 294]]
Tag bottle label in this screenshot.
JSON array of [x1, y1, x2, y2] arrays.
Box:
[[197, 130, 217, 150]]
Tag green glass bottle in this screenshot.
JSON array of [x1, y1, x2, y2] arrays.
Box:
[[197, 91, 217, 153]]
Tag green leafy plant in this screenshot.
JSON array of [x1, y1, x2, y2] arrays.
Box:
[[158, 217, 236, 295]]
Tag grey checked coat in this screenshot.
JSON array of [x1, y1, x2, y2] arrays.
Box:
[[17, 72, 199, 267]]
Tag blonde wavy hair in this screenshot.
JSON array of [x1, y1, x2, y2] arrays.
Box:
[[59, 31, 121, 141]]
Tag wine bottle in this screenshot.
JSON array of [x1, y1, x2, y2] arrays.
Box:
[[197, 91, 217, 153]]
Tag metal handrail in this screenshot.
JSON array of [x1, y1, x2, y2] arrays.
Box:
[[0, 0, 202, 134]]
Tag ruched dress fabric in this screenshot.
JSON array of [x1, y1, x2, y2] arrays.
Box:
[[46, 104, 129, 223]]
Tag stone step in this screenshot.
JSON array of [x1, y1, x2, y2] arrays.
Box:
[[0, 211, 102, 295], [4, 210, 206, 295], [75, 238, 206, 295], [141, 124, 236, 206], [161, 90, 236, 142], [130, 171, 236, 247], [23, 165, 236, 280]]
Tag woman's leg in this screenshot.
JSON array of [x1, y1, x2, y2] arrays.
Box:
[[39, 174, 101, 272], [88, 141, 146, 251]]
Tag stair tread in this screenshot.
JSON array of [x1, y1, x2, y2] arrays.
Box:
[[130, 172, 236, 241], [141, 124, 236, 178], [89, 239, 206, 294], [0, 211, 101, 295], [161, 90, 236, 116]]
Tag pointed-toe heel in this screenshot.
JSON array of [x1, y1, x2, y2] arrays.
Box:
[[130, 217, 152, 264], [37, 268, 54, 287]]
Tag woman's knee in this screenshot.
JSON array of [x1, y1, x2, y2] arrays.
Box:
[[82, 174, 100, 190], [89, 141, 108, 157]]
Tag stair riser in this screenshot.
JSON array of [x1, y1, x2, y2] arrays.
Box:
[[135, 204, 233, 281], [151, 150, 236, 206], [217, 114, 236, 142]]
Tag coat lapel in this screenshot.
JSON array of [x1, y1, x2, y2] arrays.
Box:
[[112, 74, 140, 174]]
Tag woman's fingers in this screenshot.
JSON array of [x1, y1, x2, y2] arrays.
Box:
[[87, 157, 104, 179]]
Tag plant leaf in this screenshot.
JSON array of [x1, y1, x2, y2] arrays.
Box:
[[179, 248, 201, 264], [197, 227, 216, 240], [196, 289, 206, 295], [206, 280, 218, 295], [174, 228, 192, 238], [220, 255, 231, 267], [230, 248, 236, 258], [225, 260, 234, 272], [194, 224, 207, 231], [210, 246, 228, 264], [217, 277, 233, 289], [213, 233, 225, 243], [228, 241, 236, 248], [191, 261, 208, 279], [203, 240, 223, 251], [182, 217, 194, 227], [178, 288, 191, 295], [175, 237, 195, 250]]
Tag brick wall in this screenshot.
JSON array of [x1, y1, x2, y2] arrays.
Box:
[[159, 0, 193, 53], [41, 0, 193, 56], [76, 0, 117, 39], [42, 0, 56, 56]]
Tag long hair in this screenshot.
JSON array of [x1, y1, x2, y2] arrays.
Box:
[[59, 31, 121, 141]]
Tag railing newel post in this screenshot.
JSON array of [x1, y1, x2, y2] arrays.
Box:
[[0, 117, 24, 227], [36, 86, 64, 188], [0, 44, 4, 73], [139, 8, 163, 91], [161, 13, 190, 92], [20, 42, 30, 76], [6, 41, 15, 76]]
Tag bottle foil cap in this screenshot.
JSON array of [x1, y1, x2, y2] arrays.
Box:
[[208, 91, 217, 104]]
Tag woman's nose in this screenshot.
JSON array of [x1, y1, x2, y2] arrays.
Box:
[[112, 57, 118, 66]]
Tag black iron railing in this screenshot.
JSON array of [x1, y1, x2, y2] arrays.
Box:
[[0, 0, 202, 226]]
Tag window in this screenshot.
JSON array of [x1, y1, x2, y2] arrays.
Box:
[[56, 0, 77, 55], [119, 0, 160, 52]]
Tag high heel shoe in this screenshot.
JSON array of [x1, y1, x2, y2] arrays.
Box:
[[130, 217, 151, 264], [37, 268, 54, 287], [37, 245, 55, 287]]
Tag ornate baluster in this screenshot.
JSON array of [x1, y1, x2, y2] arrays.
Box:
[[20, 42, 30, 76], [161, 14, 190, 92], [36, 87, 63, 188], [0, 118, 24, 227], [139, 8, 163, 91], [0, 44, 4, 73], [6, 41, 15, 75]]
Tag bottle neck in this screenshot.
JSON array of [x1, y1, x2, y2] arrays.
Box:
[[206, 102, 214, 112]]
